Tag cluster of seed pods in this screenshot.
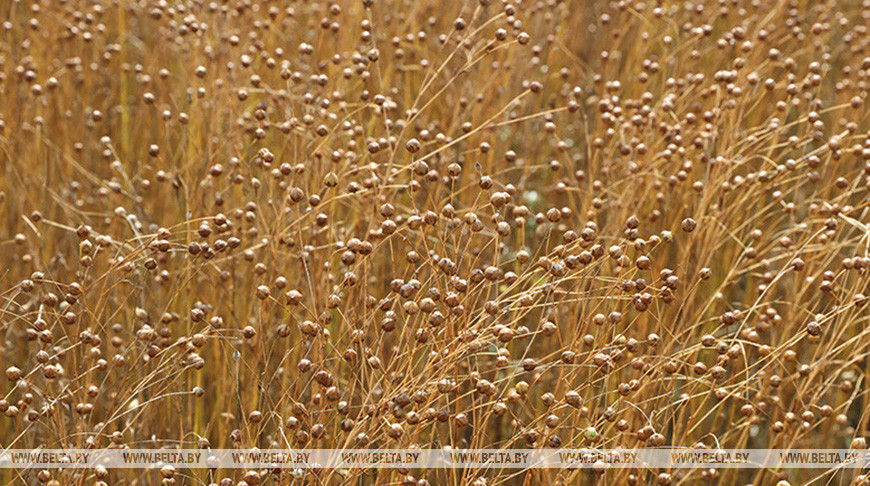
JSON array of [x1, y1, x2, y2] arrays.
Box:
[[2, 0, 870, 484]]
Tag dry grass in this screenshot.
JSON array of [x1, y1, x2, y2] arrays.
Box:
[[2, 0, 870, 484]]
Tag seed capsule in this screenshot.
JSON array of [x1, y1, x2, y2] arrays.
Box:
[[681, 218, 697, 232]]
